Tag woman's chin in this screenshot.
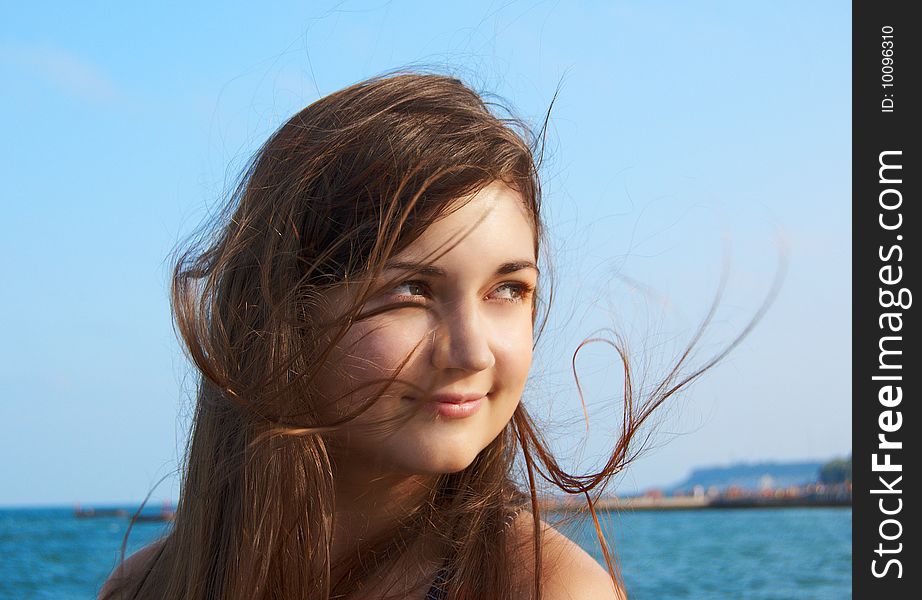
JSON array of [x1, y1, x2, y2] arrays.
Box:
[[404, 449, 479, 475]]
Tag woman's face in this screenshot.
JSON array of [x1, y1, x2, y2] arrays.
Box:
[[319, 181, 537, 476]]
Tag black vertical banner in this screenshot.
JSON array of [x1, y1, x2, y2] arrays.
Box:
[[853, 1, 918, 598]]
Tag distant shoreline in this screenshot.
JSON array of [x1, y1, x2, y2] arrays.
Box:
[[543, 493, 852, 512]]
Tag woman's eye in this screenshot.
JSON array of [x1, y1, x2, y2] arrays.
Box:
[[490, 282, 533, 303], [390, 280, 429, 298]]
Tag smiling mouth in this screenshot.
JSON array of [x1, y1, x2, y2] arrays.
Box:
[[403, 392, 488, 419]]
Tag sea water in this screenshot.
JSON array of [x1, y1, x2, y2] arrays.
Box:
[[0, 506, 850, 599], [563, 507, 851, 599]]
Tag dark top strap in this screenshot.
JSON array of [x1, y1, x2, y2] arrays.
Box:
[[425, 565, 449, 600]]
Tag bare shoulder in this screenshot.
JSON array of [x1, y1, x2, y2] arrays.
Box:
[[507, 512, 627, 600], [98, 538, 166, 599]]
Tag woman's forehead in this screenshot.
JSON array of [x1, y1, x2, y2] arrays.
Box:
[[392, 183, 537, 266]]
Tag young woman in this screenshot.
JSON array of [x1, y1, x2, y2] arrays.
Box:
[[101, 72, 747, 599]]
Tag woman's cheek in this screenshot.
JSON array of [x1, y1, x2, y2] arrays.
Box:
[[492, 316, 534, 384], [345, 314, 432, 375]]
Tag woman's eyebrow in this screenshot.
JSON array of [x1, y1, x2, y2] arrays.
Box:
[[383, 260, 539, 277]]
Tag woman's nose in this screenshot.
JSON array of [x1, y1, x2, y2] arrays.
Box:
[[430, 302, 495, 373]]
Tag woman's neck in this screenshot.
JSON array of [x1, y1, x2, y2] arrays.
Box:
[[330, 458, 434, 564]]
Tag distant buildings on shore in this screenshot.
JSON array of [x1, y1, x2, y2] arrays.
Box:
[[592, 482, 851, 511], [542, 456, 853, 511], [73, 500, 175, 522]]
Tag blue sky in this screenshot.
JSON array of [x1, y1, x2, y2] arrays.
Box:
[[0, 1, 851, 506]]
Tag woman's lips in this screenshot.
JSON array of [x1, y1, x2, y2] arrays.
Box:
[[404, 392, 488, 419], [429, 395, 485, 418]]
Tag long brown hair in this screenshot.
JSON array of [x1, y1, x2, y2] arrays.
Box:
[[103, 72, 774, 600]]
